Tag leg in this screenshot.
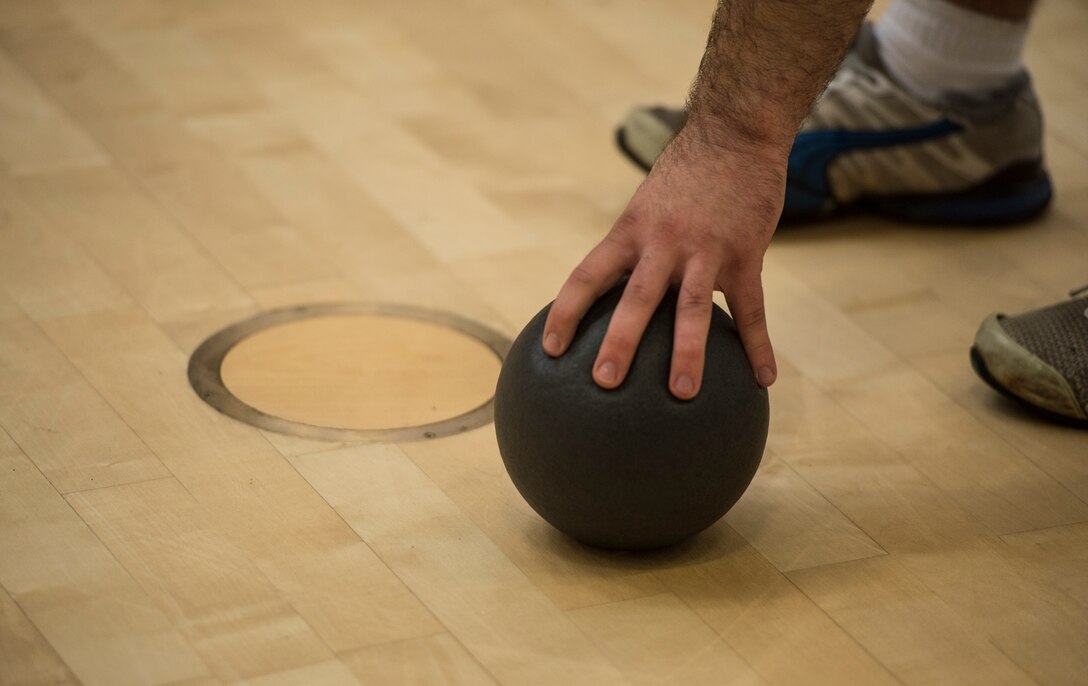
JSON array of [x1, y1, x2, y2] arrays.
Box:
[[878, 0, 1036, 103]]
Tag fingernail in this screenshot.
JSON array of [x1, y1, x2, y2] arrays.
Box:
[[544, 333, 560, 355], [674, 374, 694, 396], [597, 362, 616, 384], [757, 366, 776, 387]]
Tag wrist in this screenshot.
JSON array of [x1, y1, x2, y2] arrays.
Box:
[[662, 117, 792, 173]]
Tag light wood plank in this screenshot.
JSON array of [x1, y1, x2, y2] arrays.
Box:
[[654, 526, 900, 686], [0, 582, 77, 686], [242, 659, 361, 686], [184, 107, 303, 158], [290, 442, 628, 685], [0, 317, 169, 493], [482, 181, 622, 266], [553, 0, 708, 95], [0, 289, 21, 323], [39, 308, 444, 653], [789, 556, 1034, 685], [0, 1, 159, 118], [342, 634, 496, 686], [767, 367, 995, 554], [2, 6, 331, 315], [745, 368, 1088, 685], [764, 262, 1088, 534], [1001, 521, 1088, 611], [234, 141, 515, 342], [921, 350, 1088, 503], [0, 50, 106, 174], [725, 452, 887, 572], [16, 167, 255, 322], [0, 184, 132, 319], [569, 594, 764, 686], [66, 478, 335, 681], [62, 4, 261, 116], [0, 428, 210, 686], [446, 248, 574, 331], [204, 22, 536, 263], [893, 538, 1088, 685], [234, 143, 498, 321]]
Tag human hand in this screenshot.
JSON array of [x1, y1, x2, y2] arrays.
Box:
[[542, 127, 787, 399]]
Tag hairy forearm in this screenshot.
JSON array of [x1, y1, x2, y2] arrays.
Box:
[[686, 0, 873, 152]]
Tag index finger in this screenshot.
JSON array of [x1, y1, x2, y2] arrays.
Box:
[[543, 240, 633, 357]]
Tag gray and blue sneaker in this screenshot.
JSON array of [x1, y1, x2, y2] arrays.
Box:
[[971, 287, 1088, 427], [616, 23, 1053, 225]]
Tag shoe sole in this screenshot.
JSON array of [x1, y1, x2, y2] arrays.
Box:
[[863, 160, 1053, 226], [616, 127, 1053, 227], [970, 346, 1088, 428]]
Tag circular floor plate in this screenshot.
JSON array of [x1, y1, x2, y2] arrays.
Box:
[[189, 303, 511, 442]]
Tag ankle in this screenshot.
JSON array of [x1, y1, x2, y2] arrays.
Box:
[[875, 0, 1030, 104]]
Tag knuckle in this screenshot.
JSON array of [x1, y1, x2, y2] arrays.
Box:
[[650, 218, 683, 245], [751, 341, 774, 358], [602, 332, 636, 355], [601, 232, 637, 263], [746, 339, 775, 362], [676, 284, 711, 312], [622, 279, 657, 308], [547, 300, 576, 327], [724, 257, 761, 280], [739, 259, 766, 280], [610, 212, 641, 240], [738, 304, 767, 329], [673, 344, 704, 368], [685, 224, 719, 253], [567, 263, 597, 288]]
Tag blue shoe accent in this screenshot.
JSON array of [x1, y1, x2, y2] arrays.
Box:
[[782, 183, 833, 215], [784, 119, 963, 214]]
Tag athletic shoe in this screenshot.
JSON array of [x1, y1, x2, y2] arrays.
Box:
[[971, 287, 1088, 427], [615, 23, 1053, 225]]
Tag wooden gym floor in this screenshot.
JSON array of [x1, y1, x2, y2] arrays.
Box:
[[1, 0, 1086, 684]]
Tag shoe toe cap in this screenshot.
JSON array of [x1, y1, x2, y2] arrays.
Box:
[[973, 313, 1087, 421]]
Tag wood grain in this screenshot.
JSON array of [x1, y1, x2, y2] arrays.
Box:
[[1, 0, 1086, 683]]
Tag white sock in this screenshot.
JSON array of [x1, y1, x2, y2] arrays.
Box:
[[876, 0, 1030, 104]]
